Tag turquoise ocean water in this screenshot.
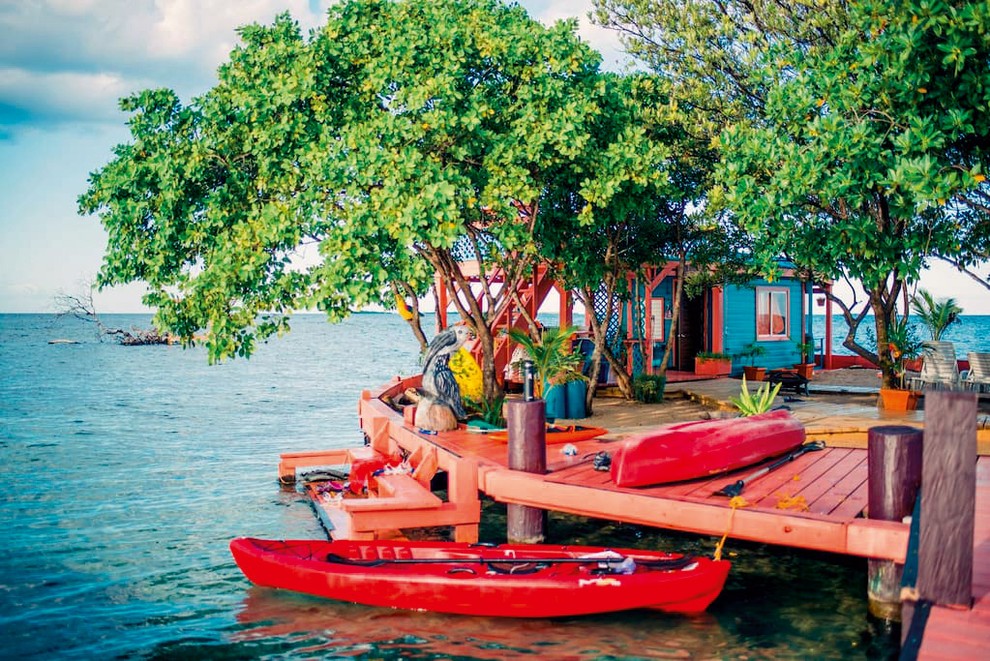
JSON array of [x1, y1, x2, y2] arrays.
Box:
[[7, 312, 982, 658], [811, 314, 990, 355]]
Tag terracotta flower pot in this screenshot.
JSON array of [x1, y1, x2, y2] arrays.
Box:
[[743, 366, 766, 381], [695, 357, 731, 377], [878, 388, 920, 411]]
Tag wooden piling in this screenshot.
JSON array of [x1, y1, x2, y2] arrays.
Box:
[[900, 391, 978, 654], [866, 425, 923, 621], [505, 399, 547, 544], [916, 391, 976, 607]]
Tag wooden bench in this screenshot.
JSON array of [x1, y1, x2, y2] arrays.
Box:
[[339, 473, 442, 512], [767, 369, 809, 395], [278, 446, 388, 484], [279, 387, 481, 542]]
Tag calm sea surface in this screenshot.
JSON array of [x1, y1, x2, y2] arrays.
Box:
[[812, 314, 990, 355], [5, 312, 969, 659]]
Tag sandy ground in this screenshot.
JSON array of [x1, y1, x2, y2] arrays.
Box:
[[809, 366, 885, 388], [577, 368, 988, 435]]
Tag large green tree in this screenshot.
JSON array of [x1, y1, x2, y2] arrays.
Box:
[[715, 0, 990, 386], [538, 73, 743, 402], [79, 0, 637, 401], [597, 0, 990, 388], [537, 74, 677, 401]]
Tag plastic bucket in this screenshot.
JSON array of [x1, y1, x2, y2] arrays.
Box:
[[544, 383, 567, 421], [565, 380, 587, 419]]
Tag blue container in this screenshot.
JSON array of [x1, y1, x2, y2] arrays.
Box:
[[543, 383, 567, 421], [565, 380, 587, 419]]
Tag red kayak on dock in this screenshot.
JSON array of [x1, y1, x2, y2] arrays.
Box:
[[230, 537, 730, 618], [610, 409, 806, 487]]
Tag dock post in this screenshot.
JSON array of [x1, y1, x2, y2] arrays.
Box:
[[867, 425, 923, 621], [505, 362, 547, 544], [901, 390, 977, 646]]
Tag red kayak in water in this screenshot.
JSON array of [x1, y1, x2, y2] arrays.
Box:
[[610, 409, 806, 487], [230, 537, 730, 618]]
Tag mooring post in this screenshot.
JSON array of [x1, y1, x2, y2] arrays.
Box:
[[905, 391, 977, 623], [866, 425, 923, 621], [505, 361, 547, 544]]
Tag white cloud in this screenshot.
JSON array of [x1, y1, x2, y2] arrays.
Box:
[[0, 1, 335, 132], [0, 67, 134, 124], [525, 0, 631, 71]]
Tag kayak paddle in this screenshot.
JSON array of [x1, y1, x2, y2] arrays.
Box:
[[325, 552, 693, 570], [713, 440, 826, 498]]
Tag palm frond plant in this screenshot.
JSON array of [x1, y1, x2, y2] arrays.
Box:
[[910, 289, 963, 341], [731, 376, 782, 416], [885, 317, 924, 390], [735, 343, 767, 366], [464, 393, 506, 428], [506, 325, 582, 397]]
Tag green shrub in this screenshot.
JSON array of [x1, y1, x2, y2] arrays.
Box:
[[464, 393, 506, 427], [696, 351, 732, 361], [633, 374, 666, 404]]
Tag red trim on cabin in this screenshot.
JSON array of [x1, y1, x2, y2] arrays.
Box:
[[711, 286, 724, 355]]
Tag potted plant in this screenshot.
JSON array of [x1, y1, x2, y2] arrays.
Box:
[[553, 368, 590, 419], [877, 320, 923, 411], [694, 351, 732, 377], [507, 325, 582, 419], [735, 343, 767, 381], [793, 340, 816, 379]]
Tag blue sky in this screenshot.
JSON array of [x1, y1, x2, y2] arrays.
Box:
[[1, 1, 986, 314]]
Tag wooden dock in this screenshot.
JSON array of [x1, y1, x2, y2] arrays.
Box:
[[279, 374, 989, 658]]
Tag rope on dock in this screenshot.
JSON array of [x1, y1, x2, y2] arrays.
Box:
[[713, 496, 747, 561]]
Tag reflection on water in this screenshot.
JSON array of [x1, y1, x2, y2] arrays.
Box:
[[232, 587, 726, 660]]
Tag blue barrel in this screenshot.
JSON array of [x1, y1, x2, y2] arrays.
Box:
[[565, 380, 587, 419], [543, 383, 567, 421]]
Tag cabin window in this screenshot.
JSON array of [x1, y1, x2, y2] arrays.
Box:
[[756, 287, 789, 340]]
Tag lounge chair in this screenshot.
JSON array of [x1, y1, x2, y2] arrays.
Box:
[[963, 352, 990, 393], [909, 341, 961, 391]]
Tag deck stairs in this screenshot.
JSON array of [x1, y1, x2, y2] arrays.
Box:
[[463, 263, 556, 378]]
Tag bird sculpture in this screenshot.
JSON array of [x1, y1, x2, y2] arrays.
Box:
[[404, 388, 458, 432], [421, 325, 473, 423]]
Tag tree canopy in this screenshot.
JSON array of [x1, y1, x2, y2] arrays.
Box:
[[716, 0, 989, 384], [82, 1, 659, 396], [81, 0, 990, 396], [80, 0, 705, 404], [596, 0, 990, 387]]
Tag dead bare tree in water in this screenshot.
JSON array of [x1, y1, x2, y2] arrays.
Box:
[[54, 283, 173, 345]]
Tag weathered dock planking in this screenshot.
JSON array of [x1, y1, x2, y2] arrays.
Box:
[[282, 375, 918, 559], [280, 374, 988, 657]]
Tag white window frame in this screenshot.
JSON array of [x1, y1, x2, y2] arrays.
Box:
[[756, 287, 790, 340]]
